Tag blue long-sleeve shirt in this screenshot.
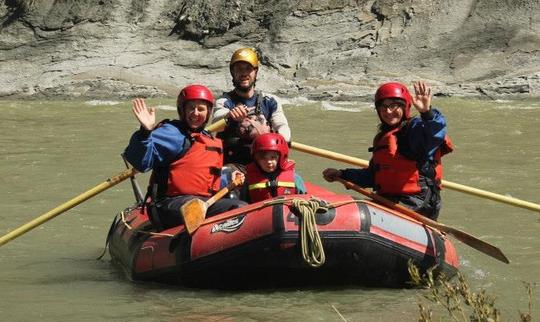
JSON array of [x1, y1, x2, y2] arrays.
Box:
[[341, 108, 448, 187], [124, 120, 188, 172]]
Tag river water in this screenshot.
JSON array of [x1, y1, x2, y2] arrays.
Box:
[[1, 98, 539, 321]]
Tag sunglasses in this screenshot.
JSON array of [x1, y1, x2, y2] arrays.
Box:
[[377, 101, 405, 111]]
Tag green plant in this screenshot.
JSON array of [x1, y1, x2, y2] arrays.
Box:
[[408, 261, 534, 322]]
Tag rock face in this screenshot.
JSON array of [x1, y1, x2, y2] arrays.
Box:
[[1, 0, 539, 100]]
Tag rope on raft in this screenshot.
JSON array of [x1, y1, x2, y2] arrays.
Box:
[[96, 208, 175, 260], [289, 197, 329, 268], [100, 197, 365, 264], [120, 209, 175, 237]]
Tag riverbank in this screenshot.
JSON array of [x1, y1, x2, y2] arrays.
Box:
[[1, 0, 539, 100]]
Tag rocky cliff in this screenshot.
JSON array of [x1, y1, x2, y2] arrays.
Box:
[[1, 0, 539, 100]]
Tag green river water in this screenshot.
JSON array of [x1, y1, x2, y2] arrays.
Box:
[[1, 98, 539, 321]]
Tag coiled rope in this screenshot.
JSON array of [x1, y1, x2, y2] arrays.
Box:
[[290, 197, 329, 268], [100, 198, 364, 264]]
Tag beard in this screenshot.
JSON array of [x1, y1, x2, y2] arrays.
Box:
[[232, 77, 256, 93]]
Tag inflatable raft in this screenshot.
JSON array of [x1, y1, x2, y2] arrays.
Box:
[[107, 183, 459, 288]]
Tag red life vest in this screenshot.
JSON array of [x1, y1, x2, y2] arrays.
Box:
[[166, 132, 223, 197], [246, 161, 297, 203], [372, 128, 453, 195]]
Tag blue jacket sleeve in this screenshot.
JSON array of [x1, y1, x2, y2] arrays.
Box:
[[340, 167, 375, 188], [406, 108, 447, 161], [124, 123, 187, 172]]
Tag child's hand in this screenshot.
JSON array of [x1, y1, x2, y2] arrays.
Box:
[[322, 168, 342, 182], [231, 170, 245, 186]]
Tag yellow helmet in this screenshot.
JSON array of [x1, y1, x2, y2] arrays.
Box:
[[230, 47, 259, 68]]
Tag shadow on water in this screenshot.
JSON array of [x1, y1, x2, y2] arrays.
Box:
[[107, 263, 402, 293]]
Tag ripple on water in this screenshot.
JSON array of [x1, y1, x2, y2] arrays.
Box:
[[85, 100, 122, 106], [321, 100, 372, 112], [155, 104, 177, 111], [493, 100, 540, 110]]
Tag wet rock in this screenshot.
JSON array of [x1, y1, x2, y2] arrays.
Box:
[[0, 0, 539, 100]]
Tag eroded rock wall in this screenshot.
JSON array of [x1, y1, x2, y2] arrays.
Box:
[[0, 0, 538, 99]]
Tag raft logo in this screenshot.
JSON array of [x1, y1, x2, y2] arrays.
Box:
[[211, 215, 246, 233]]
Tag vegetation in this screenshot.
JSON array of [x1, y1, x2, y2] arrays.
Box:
[[408, 262, 534, 322]]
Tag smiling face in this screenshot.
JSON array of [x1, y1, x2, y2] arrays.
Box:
[[183, 99, 210, 130], [376, 98, 406, 127], [231, 61, 257, 93], [254, 150, 280, 173]]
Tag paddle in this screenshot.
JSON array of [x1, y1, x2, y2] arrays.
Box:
[[0, 168, 137, 247], [181, 173, 245, 235], [336, 178, 510, 264], [0, 120, 228, 247], [290, 141, 540, 213], [122, 154, 144, 204], [203, 118, 540, 213]]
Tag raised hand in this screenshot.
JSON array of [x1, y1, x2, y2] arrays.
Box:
[[411, 81, 432, 113], [131, 98, 156, 131]]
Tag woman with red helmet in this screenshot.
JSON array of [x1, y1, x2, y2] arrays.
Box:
[[124, 84, 246, 230], [229, 133, 306, 203], [323, 81, 453, 220]]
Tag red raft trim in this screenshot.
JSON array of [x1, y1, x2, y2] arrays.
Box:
[[109, 186, 459, 283]]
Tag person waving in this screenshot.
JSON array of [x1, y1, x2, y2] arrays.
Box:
[[323, 81, 453, 220], [124, 85, 246, 230]]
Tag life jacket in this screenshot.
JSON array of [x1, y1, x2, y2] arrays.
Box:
[[371, 127, 453, 195], [165, 132, 223, 197], [246, 161, 297, 203]]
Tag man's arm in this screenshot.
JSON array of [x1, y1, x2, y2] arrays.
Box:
[[265, 93, 291, 142], [212, 97, 231, 121]]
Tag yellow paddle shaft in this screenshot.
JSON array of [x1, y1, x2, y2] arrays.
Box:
[[0, 168, 136, 247], [205, 118, 227, 132], [290, 141, 540, 213], [0, 118, 226, 247]]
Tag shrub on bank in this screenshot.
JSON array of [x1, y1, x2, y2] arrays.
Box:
[[408, 262, 534, 322]]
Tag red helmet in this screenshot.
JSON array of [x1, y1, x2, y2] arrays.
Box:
[[251, 133, 289, 169], [374, 82, 412, 119], [176, 84, 214, 109]]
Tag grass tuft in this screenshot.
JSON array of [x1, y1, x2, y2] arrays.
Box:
[[408, 261, 534, 322]]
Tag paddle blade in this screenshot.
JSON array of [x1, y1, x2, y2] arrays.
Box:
[[445, 227, 510, 264], [337, 178, 510, 264], [180, 199, 207, 235]]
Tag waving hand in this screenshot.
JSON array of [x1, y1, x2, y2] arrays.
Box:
[[131, 98, 156, 131], [411, 81, 432, 113]]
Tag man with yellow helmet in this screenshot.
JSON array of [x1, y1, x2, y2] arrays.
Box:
[[213, 47, 291, 166]]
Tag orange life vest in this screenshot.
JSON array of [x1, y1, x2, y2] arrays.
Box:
[[372, 128, 453, 195], [166, 132, 223, 197], [246, 161, 297, 203]]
